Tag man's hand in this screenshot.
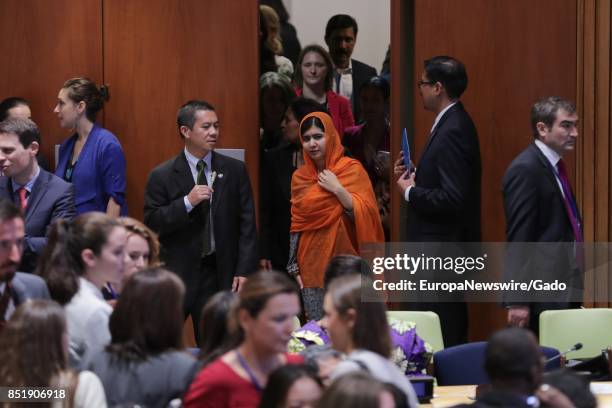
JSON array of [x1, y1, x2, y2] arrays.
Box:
[[507, 305, 530, 327], [187, 185, 214, 207], [396, 170, 415, 196], [394, 152, 406, 176], [259, 259, 272, 270], [536, 384, 576, 408], [232, 276, 247, 292]]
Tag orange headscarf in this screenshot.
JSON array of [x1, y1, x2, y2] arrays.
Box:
[[291, 112, 384, 288]]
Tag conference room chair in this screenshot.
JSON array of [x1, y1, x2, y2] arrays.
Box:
[[540, 308, 612, 359], [433, 342, 561, 386]]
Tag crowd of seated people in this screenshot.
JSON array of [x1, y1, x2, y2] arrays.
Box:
[[0, 10, 595, 408]]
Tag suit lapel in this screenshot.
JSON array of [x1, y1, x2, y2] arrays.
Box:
[[529, 143, 576, 224], [419, 102, 461, 165], [24, 170, 49, 222], [173, 152, 196, 196], [210, 151, 226, 215], [10, 276, 26, 305]]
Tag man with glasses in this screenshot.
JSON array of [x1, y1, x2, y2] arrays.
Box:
[[394, 56, 481, 347], [0, 198, 50, 328]]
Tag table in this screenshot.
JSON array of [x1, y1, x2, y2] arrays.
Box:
[[424, 383, 612, 407]]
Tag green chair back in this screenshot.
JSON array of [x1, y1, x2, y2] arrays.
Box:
[[539, 308, 612, 359], [387, 310, 444, 352]]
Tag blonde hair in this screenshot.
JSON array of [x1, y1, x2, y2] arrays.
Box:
[[120, 217, 161, 267]]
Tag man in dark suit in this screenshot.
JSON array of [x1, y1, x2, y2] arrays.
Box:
[[0, 118, 76, 272], [395, 56, 481, 346], [503, 97, 582, 334], [144, 100, 258, 343], [0, 198, 50, 327], [325, 14, 377, 123]]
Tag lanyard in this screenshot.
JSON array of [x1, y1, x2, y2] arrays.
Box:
[[235, 350, 263, 393]]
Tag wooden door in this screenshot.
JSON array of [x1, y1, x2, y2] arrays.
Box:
[[103, 0, 260, 220], [0, 0, 103, 166]]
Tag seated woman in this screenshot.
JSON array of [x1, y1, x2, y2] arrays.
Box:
[[37, 212, 127, 366], [0, 300, 107, 407], [342, 76, 391, 238], [289, 255, 431, 376], [288, 112, 384, 320], [294, 45, 354, 135], [259, 364, 323, 408], [184, 271, 302, 408], [83, 267, 198, 407], [103, 217, 161, 300], [317, 371, 399, 408], [323, 274, 419, 407], [53, 77, 127, 215]]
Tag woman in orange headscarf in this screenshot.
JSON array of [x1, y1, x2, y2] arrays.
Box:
[[287, 112, 384, 320]]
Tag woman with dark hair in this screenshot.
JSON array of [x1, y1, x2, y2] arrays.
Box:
[[260, 72, 296, 150], [198, 290, 239, 367], [0, 300, 107, 407], [259, 98, 325, 271], [318, 372, 396, 408], [37, 212, 126, 366], [294, 45, 354, 135], [343, 76, 391, 238], [258, 364, 322, 408], [53, 77, 127, 216], [184, 271, 302, 408], [287, 112, 383, 320], [323, 275, 418, 407], [83, 267, 198, 407], [103, 217, 161, 299]]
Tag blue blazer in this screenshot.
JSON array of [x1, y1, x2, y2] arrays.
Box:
[[55, 124, 127, 215], [0, 169, 76, 272]]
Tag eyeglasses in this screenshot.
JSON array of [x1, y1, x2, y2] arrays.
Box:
[[417, 80, 436, 87]]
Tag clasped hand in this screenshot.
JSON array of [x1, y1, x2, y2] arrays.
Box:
[[318, 169, 342, 194], [187, 185, 214, 206]]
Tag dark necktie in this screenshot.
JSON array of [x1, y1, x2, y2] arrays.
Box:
[[0, 282, 13, 329], [196, 160, 212, 256], [556, 159, 584, 271], [556, 159, 583, 242]]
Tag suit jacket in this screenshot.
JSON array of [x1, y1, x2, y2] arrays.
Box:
[[502, 143, 582, 317], [407, 102, 481, 242], [351, 58, 377, 122], [12, 271, 51, 305], [0, 170, 76, 272], [144, 151, 258, 294], [259, 142, 296, 270]]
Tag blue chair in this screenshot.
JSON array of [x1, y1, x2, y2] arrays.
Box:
[[434, 342, 560, 385]]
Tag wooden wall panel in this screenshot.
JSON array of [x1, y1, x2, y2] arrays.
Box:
[[407, 0, 577, 340], [578, 0, 612, 307], [103, 0, 259, 220], [0, 0, 103, 166]]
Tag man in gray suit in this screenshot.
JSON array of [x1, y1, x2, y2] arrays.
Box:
[[0, 199, 50, 327], [0, 118, 76, 272]]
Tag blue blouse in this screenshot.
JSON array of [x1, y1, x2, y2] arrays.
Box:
[[55, 124, 128, 215]]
